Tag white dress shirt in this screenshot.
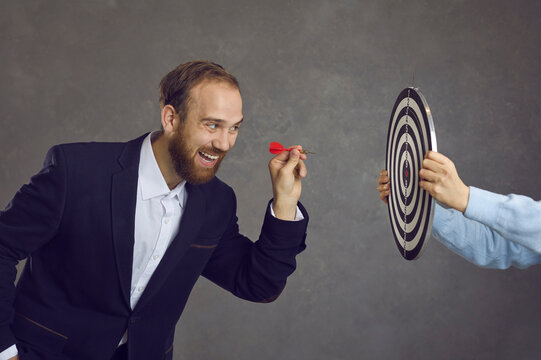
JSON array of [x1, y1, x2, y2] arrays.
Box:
[[119, 132, 187, 344]]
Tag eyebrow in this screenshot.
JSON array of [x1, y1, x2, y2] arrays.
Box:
[[201, 117, 244, 125]]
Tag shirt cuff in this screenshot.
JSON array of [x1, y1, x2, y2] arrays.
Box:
[[0, 345, 18, 360], [269, 201, 304, 221]]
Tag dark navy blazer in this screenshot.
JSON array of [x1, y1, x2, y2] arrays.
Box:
[[0, 134, 308, 360]]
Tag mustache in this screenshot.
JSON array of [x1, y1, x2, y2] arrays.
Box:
[[199, 146, 226, 157]]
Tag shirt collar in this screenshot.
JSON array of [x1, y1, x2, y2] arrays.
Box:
[[138, 132, 186, 207]]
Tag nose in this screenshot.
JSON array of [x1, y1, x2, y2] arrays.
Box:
[[212, 129, 234, 152]]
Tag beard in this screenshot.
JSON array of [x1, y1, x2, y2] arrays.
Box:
[[168, 133, 226, 185]]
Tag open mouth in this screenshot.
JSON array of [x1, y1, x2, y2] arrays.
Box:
[[198, 150, 220, 167]]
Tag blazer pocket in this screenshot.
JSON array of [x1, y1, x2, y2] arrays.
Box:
[[164, 344, 174, 359], [190, 236, 220, 249], [13, 313, 68, 354]]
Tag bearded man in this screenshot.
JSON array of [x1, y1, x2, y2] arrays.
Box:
[[0, 60, 309, 360]]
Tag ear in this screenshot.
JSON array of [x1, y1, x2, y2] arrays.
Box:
[[161, 105, 178, 133]]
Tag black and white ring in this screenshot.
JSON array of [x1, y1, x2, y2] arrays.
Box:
[[385, 87, 437, 260]]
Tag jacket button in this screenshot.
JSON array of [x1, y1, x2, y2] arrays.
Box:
[[130, 316, 139, 324]]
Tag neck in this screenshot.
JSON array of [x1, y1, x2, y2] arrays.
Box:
[[151, 132, 184, 190]]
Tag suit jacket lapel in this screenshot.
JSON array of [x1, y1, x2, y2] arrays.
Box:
[[134, 183, 206, 311], [111, 135, 147, 308]]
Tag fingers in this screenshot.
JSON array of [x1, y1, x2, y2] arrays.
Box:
[[268, 146, 307, 214], [378, 170, 389, 185], [424, 150, 450, 165], [282, 149, 301, 174], [268, 149, 291, 176], [289, 145, 307, 161], [269, 145, 309, 184], [421, 158, 445, 172], [419, 168, 438, 182], [420, 155, 457, 183], [419, 179, 433, 193], [270, 145, 307, 166], [419, 180, 439, 200], [379, 188, 389, 204], [296, 158, 307, 178], [271, 149, 290, 163], [289, 146, 307, 178], [377, 169, 390, 205]]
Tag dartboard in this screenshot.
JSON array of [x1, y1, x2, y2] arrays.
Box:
[[385, 87, 437, 260]]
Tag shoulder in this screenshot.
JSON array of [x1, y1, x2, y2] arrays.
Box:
[[55, 140, 129, 159], [44, 134, 147, 174], [39, 142, 122, 168]]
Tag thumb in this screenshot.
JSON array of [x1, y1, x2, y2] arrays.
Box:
[[283, 149, 300, 172]]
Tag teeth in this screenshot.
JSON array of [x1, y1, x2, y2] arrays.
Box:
[[200, 151, 219, 160]]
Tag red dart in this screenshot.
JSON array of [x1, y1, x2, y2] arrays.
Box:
[[269, 142, 314, 155], [269, 142, 287, 154]]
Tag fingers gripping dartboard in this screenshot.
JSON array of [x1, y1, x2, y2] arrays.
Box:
[[385, 88, 437, 260]]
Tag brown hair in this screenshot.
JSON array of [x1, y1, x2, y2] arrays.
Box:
[[159, 60, 239, 122]]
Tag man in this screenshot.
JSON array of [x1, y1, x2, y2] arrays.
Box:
[[377, 151, 541, 268], [0, 61, 309, 360]]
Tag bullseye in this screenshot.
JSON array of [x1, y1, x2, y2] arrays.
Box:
[[403, 160, 410, 188], [385, 87, 437, 260]]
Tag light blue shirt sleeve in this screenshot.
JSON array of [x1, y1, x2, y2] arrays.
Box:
[[432, 186, 541, 269]]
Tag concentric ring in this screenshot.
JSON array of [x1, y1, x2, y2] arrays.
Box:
[[385, 88, 437, 260]]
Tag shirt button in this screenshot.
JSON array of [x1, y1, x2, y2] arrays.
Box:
[[153, 255, 160, 260], [138, 287, 144, 292], [164, 218, 170, 224]]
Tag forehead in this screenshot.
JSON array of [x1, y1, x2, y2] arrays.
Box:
[[188, 80, 243, 120]]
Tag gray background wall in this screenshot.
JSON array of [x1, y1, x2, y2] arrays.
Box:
[[1, 1, 540, 359]]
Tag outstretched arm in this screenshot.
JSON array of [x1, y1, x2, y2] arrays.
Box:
[[419, 151, 541, 253], [377, 159, 541, 268], [202, 145, 309, 301], [432, 203, 541, 269], [202, 192, 308, 302]]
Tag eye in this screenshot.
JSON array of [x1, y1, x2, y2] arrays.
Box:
[[230, 125, 240, 132], [207, 123, 217, 130]]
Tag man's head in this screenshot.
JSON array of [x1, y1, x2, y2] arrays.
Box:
[[159, 61, 243, 185], [159, 60, 240, 123]]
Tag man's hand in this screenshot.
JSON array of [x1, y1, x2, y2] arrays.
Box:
[[268, 145, 307, 220], [377, 170, 390, 205], [419, 151, 470, 213], [8, 356, 18, 360]]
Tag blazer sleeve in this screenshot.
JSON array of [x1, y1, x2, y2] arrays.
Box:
[[0, 146, 67, 349], [201, 190, 308, 303]]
